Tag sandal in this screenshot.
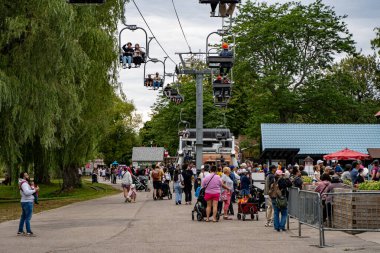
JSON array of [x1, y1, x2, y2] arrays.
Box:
[[223, 216, 232, 220], [205, 219, 210, 222]]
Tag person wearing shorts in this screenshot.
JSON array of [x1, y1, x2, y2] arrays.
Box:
[[202, 166, 228, 222], [151, 166, 163, 200]]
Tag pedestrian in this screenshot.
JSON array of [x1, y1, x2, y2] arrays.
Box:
[[312, 165, 321, 183], [221, 167, 233, 220], [202, 166, 225, 222], [371, 160, 379, 181], [325, 175, 350, 226], [127, 184, 137, 203], [315, 173, 331, 223], [173, 170, 184, 205], [199, 164, 210, 185], [121, 168, 132, 202], [182, 164, 193, 205], [151, 165, 163, 200], [291, 167, 303, 190], [350, 161, 360, 185], [264, 165, 276, 227], [269, 170, 291, 232], [18, 172, 39, 236]]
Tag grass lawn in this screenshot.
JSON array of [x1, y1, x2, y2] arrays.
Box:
[[0, 179, 121, 223]]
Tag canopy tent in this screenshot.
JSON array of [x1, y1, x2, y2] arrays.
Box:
[[323, 148, 370, 161]]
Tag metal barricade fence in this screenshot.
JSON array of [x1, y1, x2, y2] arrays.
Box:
[[288, 187, 300, 219]]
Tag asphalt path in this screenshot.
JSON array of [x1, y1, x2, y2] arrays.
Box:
[[0, 182, 379, 253]]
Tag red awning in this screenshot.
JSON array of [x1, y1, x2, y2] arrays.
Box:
[[323, 148, 370, 161]]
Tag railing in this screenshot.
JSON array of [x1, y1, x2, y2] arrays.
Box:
[[287, 187, 380, 247]]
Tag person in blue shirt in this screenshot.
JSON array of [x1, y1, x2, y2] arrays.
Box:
[[219, 42, 233, 75], [240, 169, 251, 197], [350, 161, 360, 185]]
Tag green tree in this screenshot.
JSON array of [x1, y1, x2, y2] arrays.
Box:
[[229, 0, 355, 138], [0, 0, 123, 187]]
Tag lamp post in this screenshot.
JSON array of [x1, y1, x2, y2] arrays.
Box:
[[304, 156, 314, 176]]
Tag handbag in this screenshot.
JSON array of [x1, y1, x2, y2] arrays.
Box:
[[199, 174, 216, 199], [179, 175, 185, 189], [220, 191, 229, 201]]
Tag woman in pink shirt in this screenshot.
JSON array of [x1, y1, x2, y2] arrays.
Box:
[[202, 166, 228, 222]]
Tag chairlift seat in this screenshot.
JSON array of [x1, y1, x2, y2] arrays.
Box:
[[207, 56, 234, 68], [199, 0, 241, 4], [68, 0, 105, 4], [212, 82, 231, 88]]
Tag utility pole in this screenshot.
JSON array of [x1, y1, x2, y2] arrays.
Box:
[[176, 52, 211, 171], [195, 73, 204, 172]]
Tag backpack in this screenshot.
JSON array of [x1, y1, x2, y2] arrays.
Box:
[[276, 195, 288, 209], [152, 170, 160, 181]]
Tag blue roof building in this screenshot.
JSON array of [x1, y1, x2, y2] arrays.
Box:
[[260, 124, 380, 162]]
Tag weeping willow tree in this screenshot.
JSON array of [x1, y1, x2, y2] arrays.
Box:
[[0, 0, 130, 188]]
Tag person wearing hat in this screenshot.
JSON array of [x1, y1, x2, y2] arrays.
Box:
[[219, 42, 233, 76], [269, 169, 291, 232], [371, 160, 379, 181], [219, 2, 236, 17], [264, 165, 277, 227]]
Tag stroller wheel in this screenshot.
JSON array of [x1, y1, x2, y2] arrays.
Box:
[[168, 192, 172, 200], [216, 212, 220, 221], [242, 214, 246, 221], [237, 213, 241, 220], [256, 214, 259, 221], [192, 212, 195, 221], [251, 214, 255, 220], [196, 213, 203, 221]]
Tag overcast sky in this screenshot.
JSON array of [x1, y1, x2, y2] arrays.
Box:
[[118, 0, 380, 123]]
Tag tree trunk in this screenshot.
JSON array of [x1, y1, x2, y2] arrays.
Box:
[[62, 164, 82, 190], [33, 141, 51, 184]]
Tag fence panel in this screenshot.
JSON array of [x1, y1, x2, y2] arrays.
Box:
[[298, 190, 321, 228], [288, 187, 300, 218]]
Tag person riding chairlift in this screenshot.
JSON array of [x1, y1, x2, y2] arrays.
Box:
[[122, 42, 134, 69], [145, 74, 153, 87], [210, 2, 236, 17], [133, 43, 145, 67], [219, 42, 233, 76], [153, 72, 162, 90]]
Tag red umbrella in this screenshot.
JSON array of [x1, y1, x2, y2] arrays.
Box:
[[323, 148, 370, 161]]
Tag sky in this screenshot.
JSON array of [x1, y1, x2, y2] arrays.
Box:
[[118, 0, 380, 123]]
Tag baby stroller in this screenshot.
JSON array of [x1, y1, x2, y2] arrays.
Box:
[[237, 197, 259, 221], [250, 185, 265, 211], [192, 188, 220, 222], [132, 175, 150, 192], [160, 181, 172, 200]]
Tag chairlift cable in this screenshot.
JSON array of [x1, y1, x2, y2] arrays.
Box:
[[171, 0, 192, 53], [132, 0, 176, 65]]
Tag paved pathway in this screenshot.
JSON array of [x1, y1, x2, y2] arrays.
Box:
[[0, 182, 379, 253]]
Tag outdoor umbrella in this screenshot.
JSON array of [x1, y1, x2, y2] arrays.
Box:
[[112, 161, 119, 165], [323, 148, 370, 161]]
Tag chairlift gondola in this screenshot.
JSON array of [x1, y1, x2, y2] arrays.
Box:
[[212, 75, 231, 107], [199, 0, 241, 18], [144, 58, 165, 90], [67, 0, 105, 4], [206, 30, 234, 71], [119, 25, 148, 69]]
